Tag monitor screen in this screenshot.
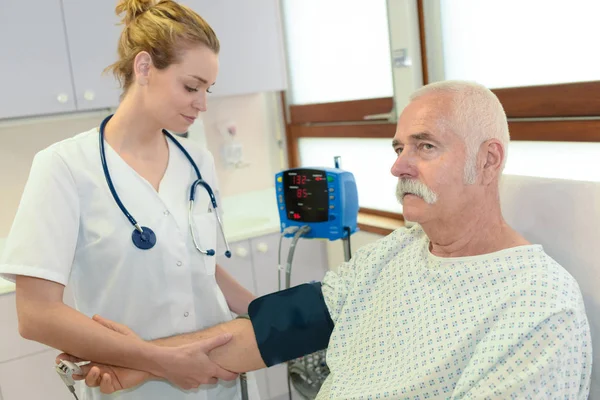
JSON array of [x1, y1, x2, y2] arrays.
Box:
[[283, 169, 329, 222]]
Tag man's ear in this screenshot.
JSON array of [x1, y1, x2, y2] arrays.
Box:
[[133, 51, 153, 85], [481, 139, 504, 184]]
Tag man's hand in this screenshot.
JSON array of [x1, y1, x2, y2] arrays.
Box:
[[56, 353, 150, 394], [55, 316, 151, 394]]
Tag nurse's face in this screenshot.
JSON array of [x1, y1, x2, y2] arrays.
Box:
[[145, 44, 219, 133]]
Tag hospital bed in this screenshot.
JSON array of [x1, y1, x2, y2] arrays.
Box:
[[500, 174, 600, 399]]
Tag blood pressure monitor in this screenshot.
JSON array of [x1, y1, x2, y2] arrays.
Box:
[[276, 168, 359, 240]]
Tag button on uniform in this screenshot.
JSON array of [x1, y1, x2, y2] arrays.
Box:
[[176, 261, 182, 267], [184, 312, 189, 317], [163, 210, 170, 216]]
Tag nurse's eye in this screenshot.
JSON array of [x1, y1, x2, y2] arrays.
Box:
[[185, 85, 199, 93]]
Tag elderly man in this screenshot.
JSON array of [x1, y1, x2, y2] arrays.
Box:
[[63, 81, 592, 399]]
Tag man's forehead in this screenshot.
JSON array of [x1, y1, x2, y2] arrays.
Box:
[[394, 98, 451, 142]]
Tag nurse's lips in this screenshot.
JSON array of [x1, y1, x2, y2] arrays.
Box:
[[182, 115, 196, 124]]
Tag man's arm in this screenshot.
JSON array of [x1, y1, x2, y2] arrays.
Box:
[[73, 282, 338, 393], [61, 315, 266, 394], [66, 315, 266, 394], [153, 318, 266, 372]]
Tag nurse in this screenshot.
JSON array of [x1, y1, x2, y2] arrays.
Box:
[[0, 0, 259, 399]]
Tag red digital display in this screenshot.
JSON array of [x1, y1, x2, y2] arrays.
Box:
[[296, 188, 308, 198], [292, 175, 308, 185], [283, 169, 329, 223]]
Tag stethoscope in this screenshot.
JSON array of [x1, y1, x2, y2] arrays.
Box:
[[99, 114, 231, 258]]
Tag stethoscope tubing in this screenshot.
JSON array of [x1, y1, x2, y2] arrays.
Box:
[[99, 114, 231, 257]]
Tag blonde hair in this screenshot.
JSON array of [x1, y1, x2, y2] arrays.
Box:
[[106, 0, 220, 93], [409, 80, 510, 184]]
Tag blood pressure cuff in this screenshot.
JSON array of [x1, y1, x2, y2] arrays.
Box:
[[248, 281, 334, 367]]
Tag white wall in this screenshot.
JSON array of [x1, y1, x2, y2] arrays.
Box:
[[0, 92, 284, 237]]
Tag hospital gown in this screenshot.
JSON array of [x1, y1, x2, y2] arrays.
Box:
[[319, 224, 592, 399]]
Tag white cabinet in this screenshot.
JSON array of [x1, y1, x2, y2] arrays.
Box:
[[0, 0, 77, 119], [0, 349, 81, 400], [0, 0, 121, 120], [61, 0, 123, 111], [0, 289, 77, 400], [0, 293, 49, 365], [1, 0, 286, 121], [218, 231, 328, 400], [218, 240, 255, 298], [184, 0, 288, 97]]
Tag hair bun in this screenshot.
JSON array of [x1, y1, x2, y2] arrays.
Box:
[[115, 0, 156, 25]]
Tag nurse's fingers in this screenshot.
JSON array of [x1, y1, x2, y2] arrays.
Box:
[[197, 332, 233, 353], [206, 377, 219, 385], [214, 365, 238, 382]]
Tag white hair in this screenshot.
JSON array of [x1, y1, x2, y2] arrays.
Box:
[[396, 178, 438, 205], [409, 80, 510, 184]]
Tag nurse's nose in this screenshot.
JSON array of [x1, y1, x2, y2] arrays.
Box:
[[193, 92, 207, 112]]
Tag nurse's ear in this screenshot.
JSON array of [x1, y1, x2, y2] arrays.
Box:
[[133, 51, 153, 86]]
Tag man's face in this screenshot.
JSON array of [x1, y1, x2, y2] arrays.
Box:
[[390, 95, 475, 224]]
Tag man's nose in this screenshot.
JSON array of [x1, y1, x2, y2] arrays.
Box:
[[390, 151, 416, 178]]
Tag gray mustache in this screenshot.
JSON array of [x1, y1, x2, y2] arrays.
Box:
[[396, 179, 438, 205]]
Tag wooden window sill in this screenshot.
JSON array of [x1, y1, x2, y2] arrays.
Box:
[[357, 211, 405, 236]]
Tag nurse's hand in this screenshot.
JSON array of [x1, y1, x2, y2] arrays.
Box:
[[155, 335, 239, 389], [92, 314, 239, 390]]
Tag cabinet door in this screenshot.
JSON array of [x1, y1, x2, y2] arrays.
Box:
[[183, 0, 287, 97], [0, 0, 76, 119], [0, 288, 75, 364], [251, 232, 329, 296], [0, 349, 81, 400], [0, 293, 49, 363], [61, 0, 122, 111], [217, 239, 257, 296]]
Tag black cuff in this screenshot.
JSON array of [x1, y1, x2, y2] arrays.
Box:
[[248, 282, 334, 367]]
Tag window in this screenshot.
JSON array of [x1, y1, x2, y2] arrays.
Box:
[[438, 0, 600, 88], [283, 0, 393, 105], [281, 0, 600, 235]]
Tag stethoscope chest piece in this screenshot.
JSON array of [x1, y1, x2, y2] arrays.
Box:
[[132, 226, 157, 250]]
